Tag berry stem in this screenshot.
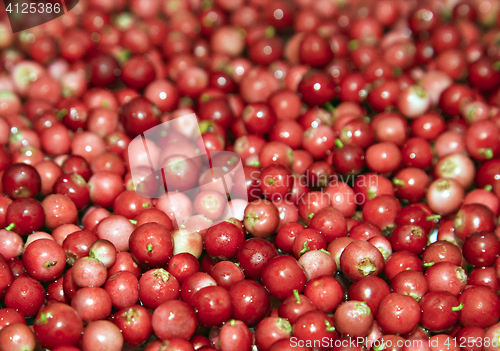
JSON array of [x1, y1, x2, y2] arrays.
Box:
[[484, 148, 494, 159], [265, 26, 276, 38], [335, 139, 344, 149], [426, 215, 441, 222], [324, 319, 336, 332], [56, 108, 67, 119], [324, 101, 335, 113], [299, 241, 309, 256], [368, 189, 377, 200], [293, 289, 301, 304], [392, 178, 405, 187], [348, 40, 359, 51]]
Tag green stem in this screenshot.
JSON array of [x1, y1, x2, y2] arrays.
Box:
[[392, 178, 405, 187], [200, 93, 211, 102], [129, 219, 137, 225], [451, 303, 463, 312], [348, 40, 359, 51], [324, 101, 335, 113], [368, 189, 376, 200], [35, 312, 51, 325], [423, 262, 435, 267], [485, 184, 493, 192], [335, 139, 344, 149], [293, 289, 301, 304], [265, 26, 275, 38], [299, 241, 309, 256], [483, 148, 494, 159], [426, 215, 441, 221], [56, 108, 67, 119], [324, 319, 336, 332], [5, 223, 15, 231], [43, 261, 57, 268], [200, 0, 213, 10]]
